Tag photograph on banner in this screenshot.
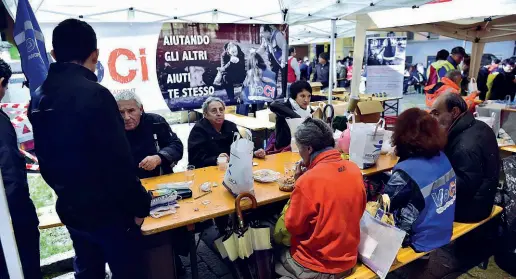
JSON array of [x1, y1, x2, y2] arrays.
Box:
[[366, 35, 407, 97], [156, 23, 287, 111]]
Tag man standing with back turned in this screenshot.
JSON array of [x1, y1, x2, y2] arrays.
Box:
[[28, 19, 151, 278]]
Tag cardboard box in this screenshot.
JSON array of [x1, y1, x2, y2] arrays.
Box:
[[355, 100, 384, 123], [256, 108, 276, 123], [309, 82, 323, 94]]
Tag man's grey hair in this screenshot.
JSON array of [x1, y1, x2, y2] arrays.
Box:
[[114, 90, 142, 108], [445, 70, 462, 82], [442, 92, 467, 113], [295, 118, 335, 152], [202, 97, 225, 114]]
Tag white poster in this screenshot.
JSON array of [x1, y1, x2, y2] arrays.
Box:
[[365, 36, 407, 97], [40, 22, 170, 113]]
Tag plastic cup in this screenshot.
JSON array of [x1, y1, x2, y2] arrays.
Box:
[[217, 156, 228, 171], [185, 165, 195, 184]]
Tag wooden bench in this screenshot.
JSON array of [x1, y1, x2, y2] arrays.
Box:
[[346, 205, 503, 279]]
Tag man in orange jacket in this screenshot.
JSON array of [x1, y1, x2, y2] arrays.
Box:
[[425, 70, 478, 109], [275, 118, 366, 279]]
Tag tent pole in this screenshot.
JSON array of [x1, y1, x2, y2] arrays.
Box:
[[469, 41, 485, 83], [328, 19, 336, 105], [348, 16, 368, 112], [0, 169, 24, 279], [282, 9, 288, 100]]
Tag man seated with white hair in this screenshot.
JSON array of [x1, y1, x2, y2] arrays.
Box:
[[115, 90, 184, 179]]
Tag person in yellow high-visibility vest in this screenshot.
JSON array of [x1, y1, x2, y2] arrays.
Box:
[[426, 49, 449, 87], [436, 46, 466, 83], [485, 59, 515, 101]]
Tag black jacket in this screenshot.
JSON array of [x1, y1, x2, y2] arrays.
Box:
[[270, 100, 314, 150], [0, 110, 38, 226], [489, 71, 515, 101], [477, 67, 489, 101], [445, 112, 500, 223], [126, 113, 183, 179], [28, 63, 151, 230], [188, 118, 239, 168], [312, 63, 330, 88], [270, 100, 300, 150]]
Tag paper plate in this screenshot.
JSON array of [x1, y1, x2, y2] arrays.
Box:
[[253, 169, 280, 183]]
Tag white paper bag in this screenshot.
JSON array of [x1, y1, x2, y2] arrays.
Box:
[[223, 130, 255, 197], [286, 117, 307, 153], [349, 118, 385, 169], [359, 212, 406, 279], [381, 130, 394, 155], [468, 77, 478, 94]]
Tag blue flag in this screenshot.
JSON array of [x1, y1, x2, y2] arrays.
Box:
[[13, 0, 49, 98]]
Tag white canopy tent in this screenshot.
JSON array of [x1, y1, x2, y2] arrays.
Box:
[[2, 0, 428, 24], [3, 0, 429, 104], [337, 0, 516, 101]]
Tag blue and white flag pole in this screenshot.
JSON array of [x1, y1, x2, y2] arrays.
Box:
[[13, 0, 50, 98]]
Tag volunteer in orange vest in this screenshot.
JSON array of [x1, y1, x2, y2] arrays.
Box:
[[276, 118, 366, 278], [425, 70, 478, 109], [287, 47, 300, 95]]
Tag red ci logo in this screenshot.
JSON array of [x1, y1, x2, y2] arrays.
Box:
[[264, 85, 275, 98]]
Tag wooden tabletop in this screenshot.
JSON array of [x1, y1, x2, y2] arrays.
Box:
[[224, 113, 275, 131], [346, 205, 503, 278], [361, 154, 398, 176], [140, 152, 397, 235], [38, 153, 397, 232], [500, 145, 516, 153], [192, 110, 275, 131], [359, 94, 402, 102]]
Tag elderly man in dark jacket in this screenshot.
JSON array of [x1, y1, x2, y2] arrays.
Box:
[[115, 91, 183, 179], [430, 93, 499, 223], [0, 60, 41, 279]]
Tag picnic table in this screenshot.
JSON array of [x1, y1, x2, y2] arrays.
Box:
[[500, 145, 516, 153], [37, 152, 398, 279], [193, 109, 275, 131], [346, 205, 503, 279], [141, 152, 397, 279], [359, 94, 403, 117]]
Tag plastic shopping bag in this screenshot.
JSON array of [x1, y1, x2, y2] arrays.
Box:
[[473, 111, 496, 130], [358, 211, 406, 279], [468, 78, 478, 94], [349, 117, 385, 169], [381, 130, 394, 155], [286, 117, 307, 153], [223, 130, 255, 197]]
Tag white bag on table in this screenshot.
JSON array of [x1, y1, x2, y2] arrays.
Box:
[[349, 118, 385, 169], [358, 211, 406, 279], [286, 117, 307, 153], [473, 112, 496, 129], [468, 77, 478, 94], [223, 130, 255, 197], [381, 130, 394, 155]]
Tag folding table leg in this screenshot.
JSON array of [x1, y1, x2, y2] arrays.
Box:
[[187, 224, 199, 279]]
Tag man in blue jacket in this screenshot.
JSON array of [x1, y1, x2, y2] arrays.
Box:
[[0, 59, 41, 278]]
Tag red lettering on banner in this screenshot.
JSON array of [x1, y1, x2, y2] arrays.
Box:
[[139, 48, 149, 81], [108, 48, 137, 83], [264, 85, 275, 98], [108, 48, 150, 84]]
